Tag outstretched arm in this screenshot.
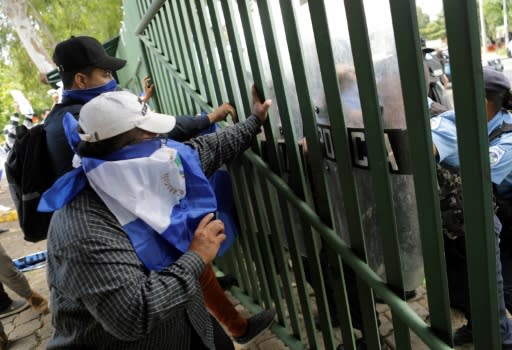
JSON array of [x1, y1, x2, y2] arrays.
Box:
[[169, 103, 238, 142], [185, 85, 272, 176]]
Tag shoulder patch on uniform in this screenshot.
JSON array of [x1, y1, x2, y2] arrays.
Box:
[[489, 145, 506, 166], [430, 117, 441, 130]]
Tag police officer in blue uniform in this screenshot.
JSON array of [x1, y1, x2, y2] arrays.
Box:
[[431, 68, 512, 348]]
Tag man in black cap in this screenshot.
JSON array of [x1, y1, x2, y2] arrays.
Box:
[[421, 37, 452, 116], [45, 36, 235, 178]]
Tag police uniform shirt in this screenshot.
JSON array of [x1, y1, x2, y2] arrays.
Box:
[[430, 109, 512, 198]]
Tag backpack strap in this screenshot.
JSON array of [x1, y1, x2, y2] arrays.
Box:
[[489, 122, 512, 142]]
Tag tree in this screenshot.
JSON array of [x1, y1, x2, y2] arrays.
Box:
[[0, 0, 54, 74], [483, 0, 507, 41], [0, 0, 122, 126], [417, 6, 446, 40], [416, 6, 431, 29], [480, 0, 512, 46], [420, 15, 447, 40]]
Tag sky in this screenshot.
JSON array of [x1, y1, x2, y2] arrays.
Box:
[[416, 0, 443, 19]]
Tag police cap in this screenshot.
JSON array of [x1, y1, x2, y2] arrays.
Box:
[[483, 68, 511, 92]]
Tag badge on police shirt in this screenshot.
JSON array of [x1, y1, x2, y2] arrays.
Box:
[[430, 117, 441, 130], [489, 145, 505, 166]]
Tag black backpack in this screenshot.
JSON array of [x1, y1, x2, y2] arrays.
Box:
[[438, 122, 512, 239], [5, 124, 55, 242], [4, 103, 82, 242]]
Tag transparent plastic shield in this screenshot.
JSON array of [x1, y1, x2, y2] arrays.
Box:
[[296, 0, 423, 290], [242, 0, 423, 290]]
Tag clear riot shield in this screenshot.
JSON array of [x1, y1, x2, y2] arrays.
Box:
[[296, 0, 423, 291], [247, 0, 423, 290]]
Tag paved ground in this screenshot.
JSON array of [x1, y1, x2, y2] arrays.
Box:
[[0, 177, 474, 350]]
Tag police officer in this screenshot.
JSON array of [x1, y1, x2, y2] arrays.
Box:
[[421, 38, 452, 115], [430, 68, 512, 348]]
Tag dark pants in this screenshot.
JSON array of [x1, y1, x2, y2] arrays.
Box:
[[0, 284, 11, 311], [496, 200, 512, 314], [444, 215, 512, 345], [498, 224, 512, 314]]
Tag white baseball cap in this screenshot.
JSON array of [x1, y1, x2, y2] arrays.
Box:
[[78, 90, 176, 142]]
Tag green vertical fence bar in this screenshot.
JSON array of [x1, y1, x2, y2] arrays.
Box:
[[205, 0, 241, 112], [135, 1, 173, 113], [141, 46, 162, 110], [224, 169, 253, 294], [237, 153, 317, 344], [194, 0, 227, 106], [135, 0, 162, 35], [222, 242, 244, 291], [162, 60, 181, 113], [228, 6, 283, 302], [444, 0, 501, 348], [177, 1, 206, 98], [387, 1, 453, 343], [277, 2, 360, 348], [239, 163, 277, 307], [228, 167, 260, 301], [163, 1, 185, 79], [220, 0, 252, 116], [307, 2, 381, 349], [238, 164, 273, 306], [158, 8, 178, 69], [181, 81, 194, 113], [151, 56, 172, 112], [162, 6, 182, 76], [183, 0, 216, 105], [153, 11, 168, 62], [236, 0, 282, 169], [227, 239, 251, 294], [343, 1, 411, 348], [251, 170, 303, 338], [176, 81, 190, 114], [159, 51, 184, 113], [169, 0, 199, 92], [256, 0, 336, 347], [240, 166, 288, 318], [145, 4, 161, 55]]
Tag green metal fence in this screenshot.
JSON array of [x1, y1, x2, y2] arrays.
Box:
[[116, 0, 500, 349]]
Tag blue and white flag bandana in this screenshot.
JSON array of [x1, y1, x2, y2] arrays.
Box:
[[39, 113, 220, 271]]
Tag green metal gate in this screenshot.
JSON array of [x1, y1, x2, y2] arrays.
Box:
[[115, 0, 500, 349]]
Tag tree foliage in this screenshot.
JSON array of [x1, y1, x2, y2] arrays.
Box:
[[420, 15, 446, 40], [0, 0, 122, 126], [418, 0, 512, 44], [483, 0, 511, 40], [416, 7, 431, 29]]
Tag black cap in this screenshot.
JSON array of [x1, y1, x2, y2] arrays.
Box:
[[420, 37, 434, 53], [483, 68, 511, 92], [53, 36, 126, 72]]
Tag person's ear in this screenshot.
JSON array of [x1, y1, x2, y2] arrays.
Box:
[[484, 97, 497, 121], [74, 73, 87, 89]]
